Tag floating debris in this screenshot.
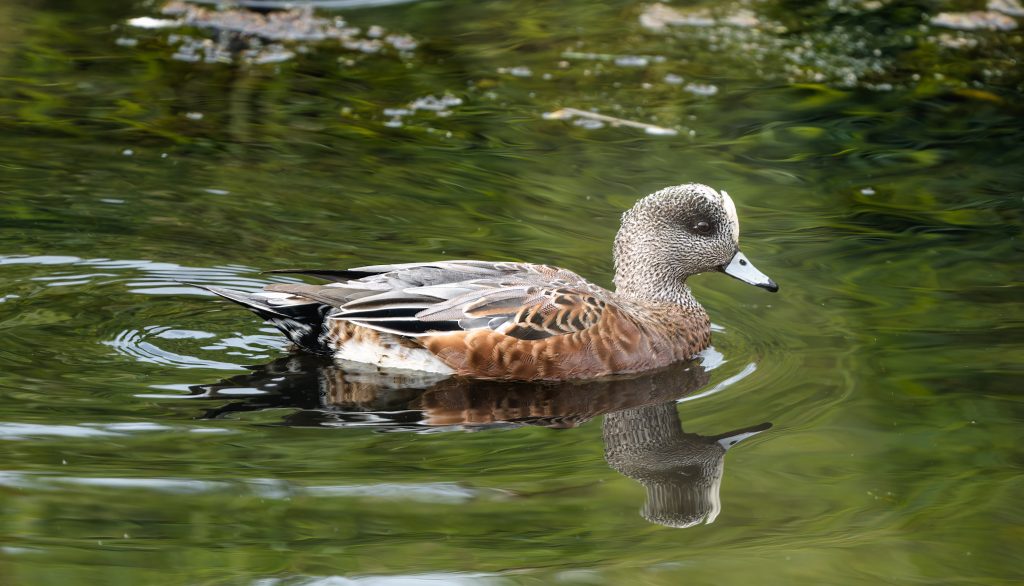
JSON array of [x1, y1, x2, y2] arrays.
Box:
[[933, 32, 980, 50], [408, 94, 463, 112], [497, 66, 533, 77], [386, 34, 418, 51], [561, 51, 667, 66], [663, 73, 684, 85], [824, 0, 886, 15], [720, 9, 763, 28], [123, 1, 417, 65], [115, 37, 139, 47], [573, 117, 606, 130], [343, 38, 384, 53], [167, 34, 222, 64], [544, 108, 678, 136], [989, 0, 1024, 17], [684, 83, 719, 96], [639, 4, 778, 32], [640, 4, 715, 30], [930, 11, 1018, 31], [127, 16, 179, 29], [165, 31, 294, 66], [160, 1, 358, 41], [380, 93, 464, 127], [640, 2, 894, 90], [249, 46, 295, 64], [614, 55, 651, 67], [640, 0, 1024, 91], [643, 126, 679, 137]]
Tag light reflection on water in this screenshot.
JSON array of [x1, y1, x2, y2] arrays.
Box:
[[0, 254, 277, 292]]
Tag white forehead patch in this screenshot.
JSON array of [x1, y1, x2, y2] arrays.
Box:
[[719, 189, 740, 244]]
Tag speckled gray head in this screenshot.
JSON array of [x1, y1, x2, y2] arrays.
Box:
[[613, 183, 778, 297]]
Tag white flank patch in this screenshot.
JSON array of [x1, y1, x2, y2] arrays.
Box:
[[335, 338, 454, 374], [720, 189, 740, 243]]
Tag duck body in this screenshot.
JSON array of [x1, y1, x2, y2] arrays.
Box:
[[200, 184, 776, 381]]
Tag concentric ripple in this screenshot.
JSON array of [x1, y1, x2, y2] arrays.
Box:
[[106, 326, 264, 370]]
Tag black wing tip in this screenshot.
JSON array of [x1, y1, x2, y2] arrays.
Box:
[[187, 282, 336, 353], [179, 282, 250, 300], [263, 269, 380, 282]]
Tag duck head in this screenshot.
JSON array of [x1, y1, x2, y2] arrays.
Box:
[[613, 183, 778, 300]]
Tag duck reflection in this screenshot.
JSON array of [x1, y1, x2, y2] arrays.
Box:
[[191, 355, 770, 527], [604, 404, 770, 528]]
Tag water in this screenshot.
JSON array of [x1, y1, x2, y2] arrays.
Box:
[[1, 0, 1022, 584]]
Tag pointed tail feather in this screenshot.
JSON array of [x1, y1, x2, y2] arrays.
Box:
[[263, 268, 380, 282], [194, 284, 289, 320], [191, 284, 334, 355]]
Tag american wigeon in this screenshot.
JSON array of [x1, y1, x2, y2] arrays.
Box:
[[199, 184, 777, 380]]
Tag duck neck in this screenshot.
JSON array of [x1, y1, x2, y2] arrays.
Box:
[[613, 266, 702, 311], [612, 221, 705, 312]]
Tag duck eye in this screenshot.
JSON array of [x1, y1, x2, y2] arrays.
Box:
[[692, 221, 712, 235]]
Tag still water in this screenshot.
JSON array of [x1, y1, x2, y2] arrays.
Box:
[[0, 0, 1021, 584]]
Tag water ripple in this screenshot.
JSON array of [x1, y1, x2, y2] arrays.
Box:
[[105, 326, 250, 370], [0, 254, 277, 292], [0, 421, 232, 441], [0, 471, 507, 504], [251, 572, 510, 586]]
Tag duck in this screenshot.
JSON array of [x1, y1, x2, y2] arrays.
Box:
[[197, 183, 777, 380]]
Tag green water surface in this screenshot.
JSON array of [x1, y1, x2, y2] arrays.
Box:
[[1, 0, 1022, 584]]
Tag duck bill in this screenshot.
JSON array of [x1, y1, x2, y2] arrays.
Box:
[[721, 251, 778, 292]]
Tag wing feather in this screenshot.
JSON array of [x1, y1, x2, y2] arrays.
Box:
[[257, 260, 617, 340]]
